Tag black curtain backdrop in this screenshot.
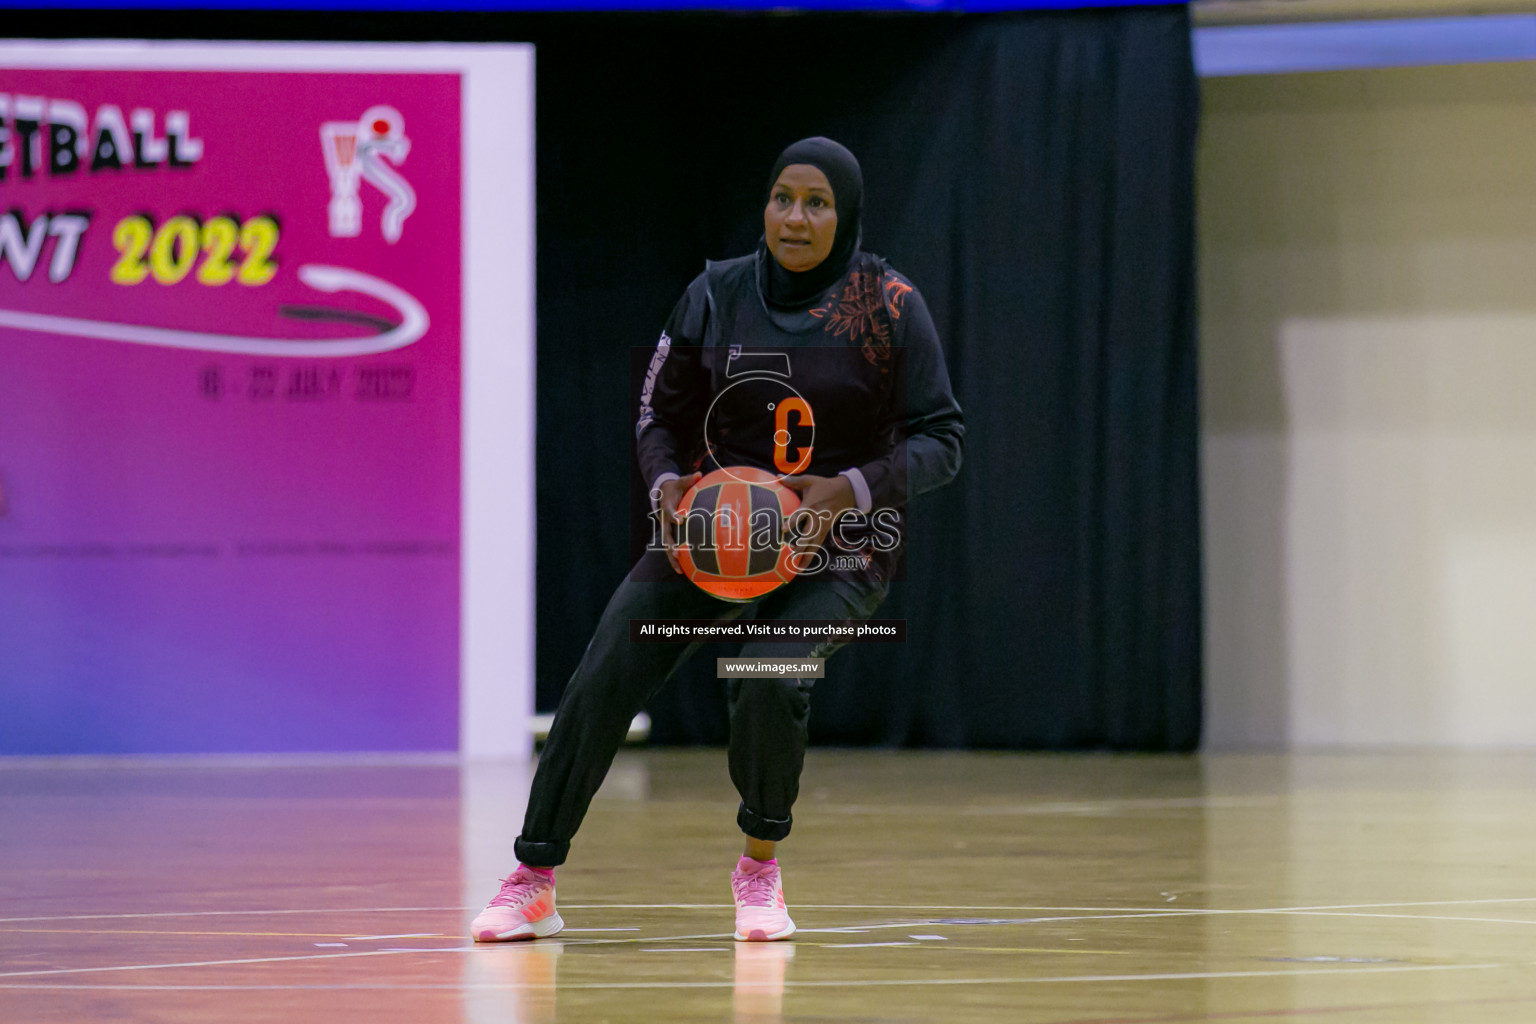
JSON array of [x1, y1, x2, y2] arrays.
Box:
[[14, 6, 1201, 750], [531, 9, 1202, 750]]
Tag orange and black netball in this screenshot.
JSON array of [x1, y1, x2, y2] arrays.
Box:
[[675, 466, 801, 602]]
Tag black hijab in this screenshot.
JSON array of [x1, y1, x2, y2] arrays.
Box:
[[758, 137, 864, 310]]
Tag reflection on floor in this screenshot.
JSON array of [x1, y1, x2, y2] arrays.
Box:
[[5, 750, 1536, 1022]]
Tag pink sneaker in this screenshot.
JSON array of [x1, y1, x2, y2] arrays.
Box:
[[470, 866, 564, 942], [732, 857, 795, 942]]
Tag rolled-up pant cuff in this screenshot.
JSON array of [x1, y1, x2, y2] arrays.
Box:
[[514, 837, 570, 868], [737, 802, 793, 842]]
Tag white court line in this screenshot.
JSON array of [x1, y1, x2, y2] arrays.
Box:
[[0, 948, 458, 979], [814, 796, 1285, 815], [0, 907, 469, 924], [0, 901, 1316, 923], [558, 904, 727, 910], [0, 903, 1186, 925], [1225, 897, 1536, 913], [0, 907, 1520, 982], [9, 897, 1536, 929], [14, 902, 1536, 982], [958, 796, 1287, 814], [0, 932, 746, 978], [21, 897, 1536, 925], [797, 921, 1038, 935], [344, 933, 443, 941], [567, 897, 1536, 914], [0, 961, 1515, 991], [546, 904, 1172, 913], [1265, 911, 1536, 927], [791, 897, 1536, 915], [561, 932, 733, 946], [7, 906, 1531, 983]]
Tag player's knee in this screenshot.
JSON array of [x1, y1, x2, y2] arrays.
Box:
[[731, 677, 811, 720]]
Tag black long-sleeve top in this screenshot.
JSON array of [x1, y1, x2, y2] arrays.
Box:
[[636, 251, 964, 582]]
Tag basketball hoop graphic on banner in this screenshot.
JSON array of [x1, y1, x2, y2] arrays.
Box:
[[320, 105, 417, 243]]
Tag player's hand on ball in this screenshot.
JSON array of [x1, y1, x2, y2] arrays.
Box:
[[660, 472, 703, 575], [780, 473, 857, 564]]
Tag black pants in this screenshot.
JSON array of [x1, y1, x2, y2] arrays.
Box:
[[515, 548, 887, 868]]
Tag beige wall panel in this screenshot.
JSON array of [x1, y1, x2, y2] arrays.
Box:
[[1200, 62, 1536, 747]]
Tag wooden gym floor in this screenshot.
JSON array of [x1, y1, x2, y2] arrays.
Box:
[[4, 749, 1536, 1022]]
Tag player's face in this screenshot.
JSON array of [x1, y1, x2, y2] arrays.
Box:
[[764, 164, 837, 272]]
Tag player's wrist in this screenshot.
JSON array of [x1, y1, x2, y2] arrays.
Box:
[[837, 467, 872, 513]]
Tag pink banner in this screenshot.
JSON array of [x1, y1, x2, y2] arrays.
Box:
[[0, 67, 463, 753]]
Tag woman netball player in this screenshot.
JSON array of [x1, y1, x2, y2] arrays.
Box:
[[471, 137, 963, 943]]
